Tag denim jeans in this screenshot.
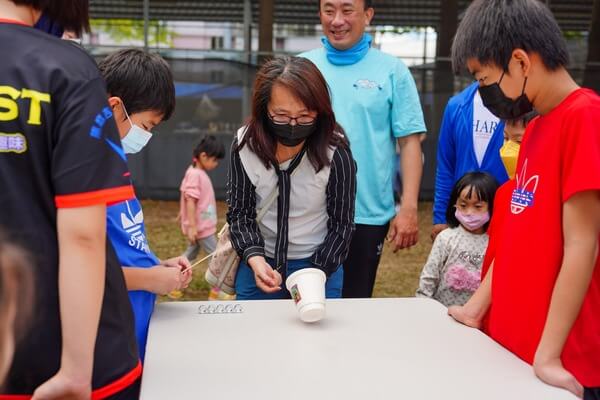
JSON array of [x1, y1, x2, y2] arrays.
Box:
[[235, 257, 343, 300]]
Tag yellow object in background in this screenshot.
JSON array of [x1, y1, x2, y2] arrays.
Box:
[[167, 290, 183, 300], [500, 140, 520, 179], [208, 287, 235, 301]]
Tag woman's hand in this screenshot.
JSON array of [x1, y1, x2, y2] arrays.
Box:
[[248, 256, 282, 293]]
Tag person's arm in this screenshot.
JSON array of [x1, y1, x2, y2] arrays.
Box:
[[122, 256, 192, 296], [185, 195, 198, 242], [415, 233, 447, 298], [447, 263, 493, 329], [33, 73, 135, 399], [432, 100, 458, 240], [181, 170, 204, 242], [227, 141, 264, 261], [532, 190, 600, 398], [388, 63, 427, 252], [227, 140, 281, 292], [310, 146, 357, 275], [32, 205, 106, 399], [388, 134, 424, 252]]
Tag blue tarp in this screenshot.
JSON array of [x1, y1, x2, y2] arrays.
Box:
[[174, 82, 242, 99]]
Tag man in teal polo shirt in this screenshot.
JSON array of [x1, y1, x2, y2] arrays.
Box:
[[302, 0, 426, 297]]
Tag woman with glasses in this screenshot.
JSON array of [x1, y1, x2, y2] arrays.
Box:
[[227, 56, 357, 300]]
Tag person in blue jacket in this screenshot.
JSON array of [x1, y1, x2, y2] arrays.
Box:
[[431, 82, 508, 240]]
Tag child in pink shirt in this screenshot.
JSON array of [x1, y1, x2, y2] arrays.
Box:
[[180, 135, 225, 261]]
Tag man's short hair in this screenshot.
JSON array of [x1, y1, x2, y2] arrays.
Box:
[[451, 0, 569, 73], [98, 49, 176, 121], [319, 0, 373, 11]]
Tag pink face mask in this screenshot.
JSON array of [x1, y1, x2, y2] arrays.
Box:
[[455, 209, 490, 231]]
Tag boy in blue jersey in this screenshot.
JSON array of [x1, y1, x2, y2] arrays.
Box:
[[99, 49, 193, 362], [302, 0, 427, 298]]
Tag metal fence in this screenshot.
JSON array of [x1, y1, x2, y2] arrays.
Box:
[[118, 51, 590, 202]]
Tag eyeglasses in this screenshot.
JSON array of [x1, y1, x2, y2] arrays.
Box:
[[269, 113, 316, 126]]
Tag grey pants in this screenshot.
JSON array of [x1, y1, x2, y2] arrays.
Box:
[[183, 234, 217, 261]]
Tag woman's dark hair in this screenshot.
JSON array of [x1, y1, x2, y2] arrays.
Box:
[[98, 49, 176, 121], [239, 56, 348, 172], [451, 0, 569, 73], [446, 172, 499, 231], [0, 229, 33, 369], [193, 135, 226, 160], [12, 0, 90, 35]]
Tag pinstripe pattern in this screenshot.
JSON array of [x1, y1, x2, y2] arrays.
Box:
[[226, 140, 265, 262], [309, 146, 357, 274], [227, 138, 357, 276]]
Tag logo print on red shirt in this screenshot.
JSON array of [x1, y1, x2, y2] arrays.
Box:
[[511, 159, 539, 215]]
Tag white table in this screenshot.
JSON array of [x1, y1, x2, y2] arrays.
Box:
[[140, 298, 575, 399]]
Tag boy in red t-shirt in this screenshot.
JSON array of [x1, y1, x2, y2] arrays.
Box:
[[448, 1, 600, 398]]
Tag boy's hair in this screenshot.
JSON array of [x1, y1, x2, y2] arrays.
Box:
[[451, 0, 569, 73], [98, 49, 176, 121], [193, 135, 226, 160], [0, 230, 33, 359], [11, 0, 90, 35], [507, 110, 539, 127], [446, 172, 499, 231]]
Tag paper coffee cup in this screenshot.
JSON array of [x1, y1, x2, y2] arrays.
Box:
[[285, 268, 326, 323]]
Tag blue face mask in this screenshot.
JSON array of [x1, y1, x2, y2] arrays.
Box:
[[34, 14, 64, 38], [321, 33, 372, 66], [120, 105, 153, 154]]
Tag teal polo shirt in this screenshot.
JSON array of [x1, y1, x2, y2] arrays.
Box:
[[301, 47, 426, 225]]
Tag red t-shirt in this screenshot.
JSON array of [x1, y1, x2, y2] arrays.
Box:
[[481, 180, 515, 279], [479, 180, 514, 333], [486, 88, 600, 387]]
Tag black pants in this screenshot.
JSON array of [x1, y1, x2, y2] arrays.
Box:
[[585, 387, 600, 400], [342, 223, 389, 298]]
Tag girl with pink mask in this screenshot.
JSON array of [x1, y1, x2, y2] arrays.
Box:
[[416, 172, 498, 307]]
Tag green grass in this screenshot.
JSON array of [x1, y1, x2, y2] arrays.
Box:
[[141, 200, 434, 300]]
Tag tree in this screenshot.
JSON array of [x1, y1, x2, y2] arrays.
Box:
[[91, 19, 175, 47]]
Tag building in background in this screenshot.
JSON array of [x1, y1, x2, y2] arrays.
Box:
[[84, 1, 595, 201]]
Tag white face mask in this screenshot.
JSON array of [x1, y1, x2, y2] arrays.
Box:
[[120, 104, 152, 154]]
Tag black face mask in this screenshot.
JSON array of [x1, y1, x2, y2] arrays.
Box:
[[478, 72, 533, 120], [266, 116, 317, 147]]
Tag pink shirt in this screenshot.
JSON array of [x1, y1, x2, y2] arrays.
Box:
[[179, 166, 217, 239]]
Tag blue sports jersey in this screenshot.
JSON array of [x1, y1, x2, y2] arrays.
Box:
[[107, 197, 160, 362]]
